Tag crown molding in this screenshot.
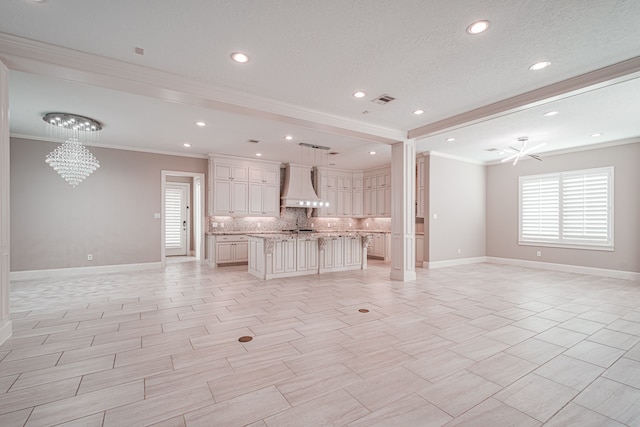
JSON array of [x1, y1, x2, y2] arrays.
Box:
[[484, 137, 640, 166], [10, 133, 209, 159], [0, 33, 405, 145], [409, 55, 640, 140], [423, 150, 485, 165]]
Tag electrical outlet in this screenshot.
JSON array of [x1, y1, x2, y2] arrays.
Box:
[[212, 222, 218, 228], [153, 213, 161, 219], [257, 223, 261, 228], [220, 223, 225, 228], [87, 254, 93, 261], [536, 251, 542, 257], [457, 248, 461, 254], [328, 223, 331, 227], [433, 213, 438, 220]]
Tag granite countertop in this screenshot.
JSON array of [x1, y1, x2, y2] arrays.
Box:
[[246, 231, 373, 241], [207, 229, 391, 236]]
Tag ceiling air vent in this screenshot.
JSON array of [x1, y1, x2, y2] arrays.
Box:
[[485, 148, 499, 152], [247, 139, 260, 144], [371, 94, 396, 105], [329, 152, 339, 156]]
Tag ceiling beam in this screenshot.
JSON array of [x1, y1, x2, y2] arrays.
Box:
[[0, 33, 405, 145], [409, 55, 640, 140]]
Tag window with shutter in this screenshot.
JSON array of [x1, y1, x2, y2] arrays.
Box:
[[519, 167, 613, 250]]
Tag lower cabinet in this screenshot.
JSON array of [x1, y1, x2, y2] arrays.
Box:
[[209, 235, 248, 267], [344, 236, 362, 266], [272, 239, 296, 273], [368, 232, 390, 261], [248, 235, 366, 280], [297, 238, 319, 272], [416, 234, 424, 266]]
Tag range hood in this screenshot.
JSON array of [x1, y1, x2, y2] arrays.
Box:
[[281, 163, 322, 208]]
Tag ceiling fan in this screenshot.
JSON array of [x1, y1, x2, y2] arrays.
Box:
[[501, 137, 546, 165]]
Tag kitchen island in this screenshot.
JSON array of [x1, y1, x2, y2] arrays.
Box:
[[248, 232, 372, 280]]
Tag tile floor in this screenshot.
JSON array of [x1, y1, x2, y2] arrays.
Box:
[[1, 260, 639, 426]]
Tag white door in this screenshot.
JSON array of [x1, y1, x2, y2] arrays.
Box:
[[165, 182, 190, 256]]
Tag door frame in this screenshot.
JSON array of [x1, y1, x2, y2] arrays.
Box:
[[165, 181, 191, 257], [161, 170, 206, 267]]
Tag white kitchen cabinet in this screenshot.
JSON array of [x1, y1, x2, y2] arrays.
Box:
[[376, 187, 391, 217], [272, 239, 297, 273], [296, 238, 319, 272], [352, 190, 363, 217], [416, 234, 424, 266], [363, 166, 391, 217], [209, 155, 280, 218], [363, 188, 376, 216], [210, 234, 248, 267], [377, 171, 391, 188], [248, 183, 279, 216], [249, 166, 279, 184], [364, 176, 375, 189], [214, 163, 248, 181], [337, 176, 352, 190], [213, 180, 248, 215], [344, 236, 362, 266], [322, 237, 344, 269], [337, 189, 352, 216], [368, 232, 390, 260]]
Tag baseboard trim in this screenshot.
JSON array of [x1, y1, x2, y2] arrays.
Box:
[[0, 319, 12, 345], [424, 257, 486, 269], [10, 262, 163, 281], [486, 257, 640, 281]]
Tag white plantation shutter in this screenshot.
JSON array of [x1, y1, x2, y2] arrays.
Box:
[[562, 169, 611, 244], [165, 187, 183, 249], [519, 167, 613, 249], [520, 176, 559, 240]]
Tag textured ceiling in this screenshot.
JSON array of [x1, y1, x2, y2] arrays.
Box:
[[1, 0, 640, 167]]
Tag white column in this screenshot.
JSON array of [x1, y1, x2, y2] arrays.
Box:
[[390, 139, 416, 281], [0, 60, 12, 344]]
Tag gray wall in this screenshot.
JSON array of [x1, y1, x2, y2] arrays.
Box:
[[486, 141, 640, 273], [426, 154, 486, 262], [10, 137, 207, 271]]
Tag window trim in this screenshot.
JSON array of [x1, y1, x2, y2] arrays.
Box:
[[518, 166, 614, 251]]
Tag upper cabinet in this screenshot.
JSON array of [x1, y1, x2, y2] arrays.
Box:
[[316, 166, 390, 218], [362, 166, 391, 218], [209, 155, 280, 217]]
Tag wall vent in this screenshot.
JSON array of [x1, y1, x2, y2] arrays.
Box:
[[371, 94, 396, 105], [247, 139, 260, 143]]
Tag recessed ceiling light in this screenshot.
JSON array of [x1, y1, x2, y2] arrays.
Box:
[[543, 111, 559, 117], [183, 143, 191, 148], [353, 91, 366, 98], [369, 151, 376, 155], [284, 135, 294, 141], [231, 52, 250, 63], [467, 20, 490, 34], [256, 152, 262, 156], [529, 61, 551, 71], [195, 121, 206, 127], [446, 138, 455, 142], [591, 133, 603, 137], [412, 109, 425, 115]]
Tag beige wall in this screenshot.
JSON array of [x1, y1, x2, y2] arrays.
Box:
[[486, 141, 640, 273], [426, 154, 486, 262], [10, 137, 207, 271]]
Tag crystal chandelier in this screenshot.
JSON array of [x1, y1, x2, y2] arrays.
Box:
[[43, 113, 102, 187]]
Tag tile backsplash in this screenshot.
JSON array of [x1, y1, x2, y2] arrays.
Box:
[[209, 208, 391, 233]]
